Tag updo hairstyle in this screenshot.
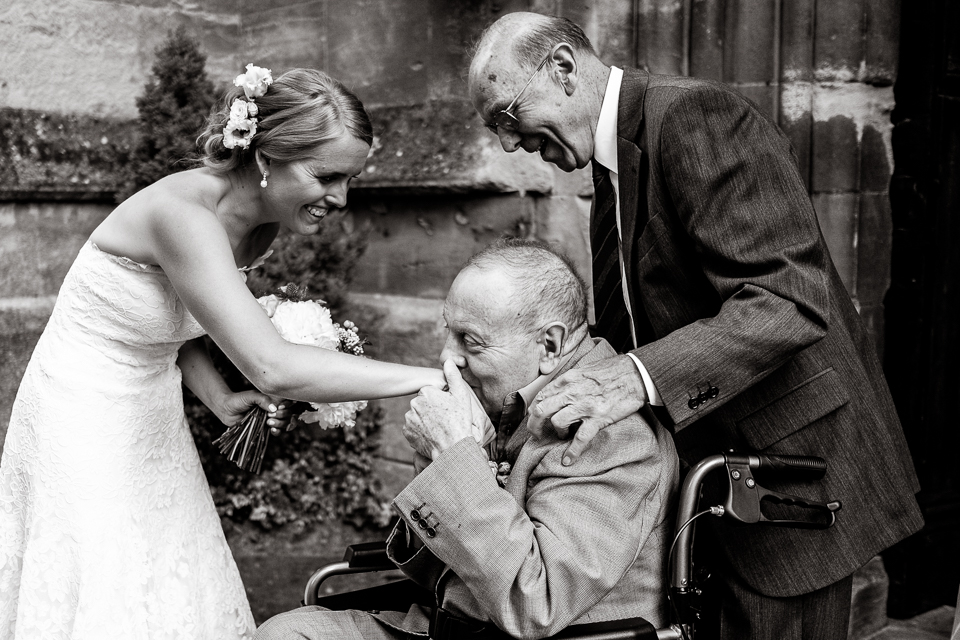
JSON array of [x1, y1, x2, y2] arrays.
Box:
[[198, 68, 373, 173]]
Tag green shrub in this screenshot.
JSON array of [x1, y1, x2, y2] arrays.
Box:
[[187, 217, 394, 532], [117, 26, 215, 202]]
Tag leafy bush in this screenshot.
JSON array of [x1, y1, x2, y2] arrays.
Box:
[[117, 26, 215, 202], [187, 218, 393, 532]]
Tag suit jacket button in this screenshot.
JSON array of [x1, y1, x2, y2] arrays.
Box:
[[688, 398, 700, 410], [708, 386, 719, 398], [410, 510, 421, 521], [425, 527, 437, 538]]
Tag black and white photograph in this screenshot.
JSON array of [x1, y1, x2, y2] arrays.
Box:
[[0, 1, 957, 638]]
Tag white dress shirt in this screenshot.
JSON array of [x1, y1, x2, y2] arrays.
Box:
[[592, 66, 663, 406]]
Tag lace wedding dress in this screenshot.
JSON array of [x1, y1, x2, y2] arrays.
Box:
[[0, 241, 257, 639]]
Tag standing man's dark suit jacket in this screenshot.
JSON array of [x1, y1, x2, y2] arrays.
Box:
[[608, 67, 923, 597]]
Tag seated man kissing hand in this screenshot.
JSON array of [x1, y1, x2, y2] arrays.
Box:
[[256, 238, 679, 640]]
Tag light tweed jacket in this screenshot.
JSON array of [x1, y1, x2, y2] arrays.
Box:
[[374, 337, 679, 639]]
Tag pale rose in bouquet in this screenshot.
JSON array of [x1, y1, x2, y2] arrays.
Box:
[[215, 283, 368, 473]]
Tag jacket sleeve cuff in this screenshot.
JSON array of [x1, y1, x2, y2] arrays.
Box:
[[386, 520, 445, 591]]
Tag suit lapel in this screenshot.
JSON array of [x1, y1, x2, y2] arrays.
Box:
[[614, 68, 651, 345]]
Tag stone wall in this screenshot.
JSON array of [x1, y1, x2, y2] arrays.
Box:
[[1, 0, 901, 489]]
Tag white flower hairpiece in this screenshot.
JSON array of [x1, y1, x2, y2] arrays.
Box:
[[222, 64, 273, 151], [235, 63, 273, 100]]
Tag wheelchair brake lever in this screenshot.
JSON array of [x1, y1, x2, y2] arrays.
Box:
[[723, 459, 841, 529]]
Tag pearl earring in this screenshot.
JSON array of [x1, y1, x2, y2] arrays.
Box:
[[260, 172, 268, 188]]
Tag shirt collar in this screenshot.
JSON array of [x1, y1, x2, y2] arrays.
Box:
[[495, 334, 584, 433], [593, 66, 623, 175]]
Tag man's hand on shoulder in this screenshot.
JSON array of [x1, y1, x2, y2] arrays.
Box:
[[528, 354, 648, 466], [403, 360, 492, 461]]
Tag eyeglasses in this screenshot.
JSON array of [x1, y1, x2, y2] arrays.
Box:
[[484, 51, 553, 134]]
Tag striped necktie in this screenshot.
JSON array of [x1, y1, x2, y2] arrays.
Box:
[[591, 161, 634, 354]]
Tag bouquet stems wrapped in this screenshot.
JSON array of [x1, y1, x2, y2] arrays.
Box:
[[215, 407, 271, 473], [215, 284, 368, 473]]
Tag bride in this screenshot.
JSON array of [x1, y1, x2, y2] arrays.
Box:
[[0, 65, 444, 639]]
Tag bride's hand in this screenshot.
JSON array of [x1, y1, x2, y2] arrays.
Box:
[[420, 367, 447, 390], [217, 390, 291, 431]]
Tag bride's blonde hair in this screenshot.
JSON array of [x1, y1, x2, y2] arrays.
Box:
[[198, 68, 372, 173]]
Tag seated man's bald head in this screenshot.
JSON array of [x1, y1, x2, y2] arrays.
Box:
[[440, 238, 589, 419], [465, 237, 588, 336]]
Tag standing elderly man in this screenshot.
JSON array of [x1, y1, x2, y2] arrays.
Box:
[[255, 238, 678, 640], [468, 11, 923, 640]]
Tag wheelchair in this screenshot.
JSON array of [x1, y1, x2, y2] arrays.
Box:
[[302, 452, 842, 640]]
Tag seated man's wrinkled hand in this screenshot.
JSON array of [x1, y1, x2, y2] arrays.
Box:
[[403, 360, 487, 460], [527, 354, 648, 466]]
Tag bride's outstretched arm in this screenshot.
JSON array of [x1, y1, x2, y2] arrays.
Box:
[[151, 203, 445, 404]]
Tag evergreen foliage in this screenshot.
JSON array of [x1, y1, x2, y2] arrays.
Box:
[[117, 26, 216, 202], [188, 218, 393, 532]]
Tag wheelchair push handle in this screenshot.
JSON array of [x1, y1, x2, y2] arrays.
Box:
[[724, 452, 827, 480], [669, 451, 841, 633], [754, 453, 827, 481]]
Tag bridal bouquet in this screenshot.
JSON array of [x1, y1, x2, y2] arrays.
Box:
[[215, 283, 368, 473]]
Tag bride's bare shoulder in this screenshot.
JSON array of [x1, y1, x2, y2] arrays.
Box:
[[92, 169, 228, 262], [140, 169, 226, 212]]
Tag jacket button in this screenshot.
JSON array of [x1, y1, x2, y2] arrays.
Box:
[[688, 398, 700, 410], [708, 386, 719, 398], [425, 527, 436, 538], [417, 519, 428, 529], [410, 510, 421, 521]]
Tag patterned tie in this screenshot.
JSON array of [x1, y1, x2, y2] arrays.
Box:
[[489, 392, 525, 463], [591, 161, 634, 353]]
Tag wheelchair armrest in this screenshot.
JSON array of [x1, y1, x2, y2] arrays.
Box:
[[303, 541, 397, 606], [343, 541, 392, 568], [548, 616, 681, 639]]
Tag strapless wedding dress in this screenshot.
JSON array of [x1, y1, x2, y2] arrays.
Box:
[[0, 241, 256, 639]]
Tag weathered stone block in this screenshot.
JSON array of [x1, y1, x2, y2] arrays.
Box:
[[690, 0, 725, 81], [724, 0, 777, 84], [815, 0, 865, 82], [811, 192, 858, 297], [864, 0, 900, 85], [242, 1, 327, 72], [812, 114, 860, 194], [590, 0, 636, 69], [636, 0, 685, 76], [857, 193, 894, 312], [326, 0, 432, 104], [0, 202, 111, 297], [532, 193, 593, 306], [780, 0, 816, 83], [349, 192, 536, 298], [779, 82, 813, 191], [861, 124, 894, 193]]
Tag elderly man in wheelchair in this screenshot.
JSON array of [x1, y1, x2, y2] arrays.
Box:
[[256, 238, 680, 639]]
